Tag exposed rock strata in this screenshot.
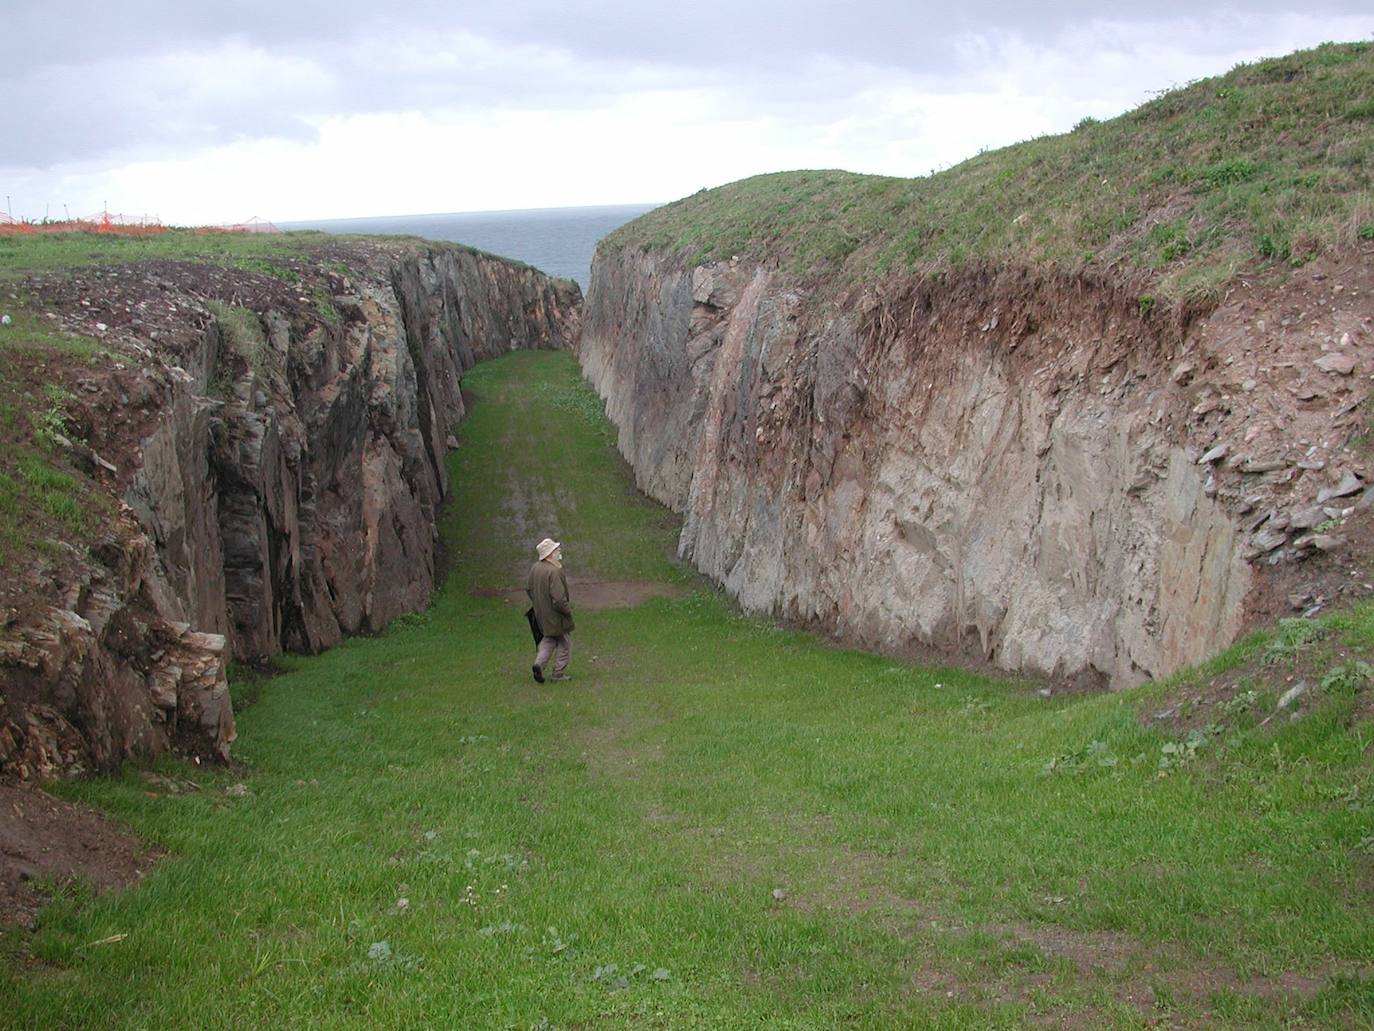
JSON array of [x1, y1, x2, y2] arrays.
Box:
[[581, 247, 1374, 686], [1, 242, 580, 776]]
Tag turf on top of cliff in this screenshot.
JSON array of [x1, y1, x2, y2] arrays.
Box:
[[0, 229, 541, 280], [606, 41, 1374, 301]]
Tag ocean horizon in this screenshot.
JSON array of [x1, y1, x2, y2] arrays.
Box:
[[281, 203, 662, 291]]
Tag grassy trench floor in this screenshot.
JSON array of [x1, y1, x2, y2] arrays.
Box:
[[3, 350, 1373, 1029]]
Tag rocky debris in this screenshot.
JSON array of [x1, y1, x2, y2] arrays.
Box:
[[1317, 472, 1363, 504], [1290, 507, 1327, 530], [1313, 353, 1356, 375], [1287, 590, 1316, 611], [0, 572, 235, 778], [1276, 679, 1312, 710], [1248, 528, 1289, 557]]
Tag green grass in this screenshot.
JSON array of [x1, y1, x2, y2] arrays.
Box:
[[0, 304, 107, 361], [0, 229, 321, 278], [2, 351, 1371, 1029], [0, 226, 535, 284], [607, 41, 1374, 300], [0, 364, 99, 568]]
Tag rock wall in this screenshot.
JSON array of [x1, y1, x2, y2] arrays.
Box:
[[1, 242, 580, 777], [581, 246, 1374, 686]]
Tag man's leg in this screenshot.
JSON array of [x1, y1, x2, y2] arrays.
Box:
[[551, 635, 572, 679], [533, 636, 556, 682]]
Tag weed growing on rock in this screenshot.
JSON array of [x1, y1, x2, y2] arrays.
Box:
[[28, 387, 74, 450]]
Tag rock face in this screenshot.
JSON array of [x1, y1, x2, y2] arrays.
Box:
[[581, 247, 1374, 686], [1, 242, 580, 777]]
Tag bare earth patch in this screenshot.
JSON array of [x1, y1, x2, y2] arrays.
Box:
[[0, 781, 161, 929]]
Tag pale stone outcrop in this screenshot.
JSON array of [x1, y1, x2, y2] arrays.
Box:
[[581, 248, 1373, 686]]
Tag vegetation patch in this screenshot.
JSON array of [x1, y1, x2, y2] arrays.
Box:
[[606, 42, 1374, 300], [207, 300, 269, 395], [0, 325, 110, 573], [0, 230, 319, 278], [0, 303, 107, 362]]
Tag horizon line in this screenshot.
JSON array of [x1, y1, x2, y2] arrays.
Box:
[[279, 201, 665, 224]]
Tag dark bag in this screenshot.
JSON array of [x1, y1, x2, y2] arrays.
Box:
[[524, 607, 543, 645]]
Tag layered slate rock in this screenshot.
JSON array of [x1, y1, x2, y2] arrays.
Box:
[[1, 241, 580, 777]]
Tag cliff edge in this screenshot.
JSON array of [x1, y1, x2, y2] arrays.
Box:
[[581, 42, 1374, 687], [0, 236, 580, 777]]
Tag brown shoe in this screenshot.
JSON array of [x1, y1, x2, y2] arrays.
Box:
[[532, 663, 544, 683]]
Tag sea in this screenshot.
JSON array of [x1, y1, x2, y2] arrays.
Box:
[[280, 203, 661, 292]]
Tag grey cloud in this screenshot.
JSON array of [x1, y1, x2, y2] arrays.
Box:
[[11, 1, 1370, 72], [4, 0, 1369, 171]]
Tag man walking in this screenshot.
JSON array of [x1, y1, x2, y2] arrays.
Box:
[[526, 537, 574, 683]]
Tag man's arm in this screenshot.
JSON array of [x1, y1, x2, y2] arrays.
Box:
[[552, 570, 573, 615]]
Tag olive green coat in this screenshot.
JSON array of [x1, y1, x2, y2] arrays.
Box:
[[526, 560, 574, 637]]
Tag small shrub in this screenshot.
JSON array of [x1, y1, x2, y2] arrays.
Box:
[[1042, 740, 1120, 775], [1262, 617, 1328, 665], [1073, 116, 1100, 132], [29, 389, 73, 449], [1320, 659, 1372, 695], [1359, 224, 1374, 241], [1258, 233, 1291, 260], [312, 287, 341, 325], [1201, 158, 1261, 187], [0, 471, 17, 514], [1150, 219, 1192, 262], [208, 301, 269, 387], [1137, 295, 1156, 318], [1157, 725, 1223, 774], [235, 258, 300, 285]]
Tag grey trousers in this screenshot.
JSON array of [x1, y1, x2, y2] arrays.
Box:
[[535, 634, 572, 678]]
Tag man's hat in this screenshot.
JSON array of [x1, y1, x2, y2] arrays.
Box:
[[536, 538, 561, 560]]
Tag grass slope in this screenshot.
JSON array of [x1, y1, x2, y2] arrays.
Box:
[[2, 351, 1371, 1029], [608, 42, 1374, 302]]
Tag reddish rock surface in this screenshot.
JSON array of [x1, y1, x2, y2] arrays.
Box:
[[581, 244, 1374, 687]]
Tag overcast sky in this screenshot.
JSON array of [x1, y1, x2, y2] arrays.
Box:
[[3, 1, 1369, 224]]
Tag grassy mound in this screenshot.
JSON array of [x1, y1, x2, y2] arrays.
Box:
[[2, 351, 1370, 1028], [607, 42, 1374, 301]]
